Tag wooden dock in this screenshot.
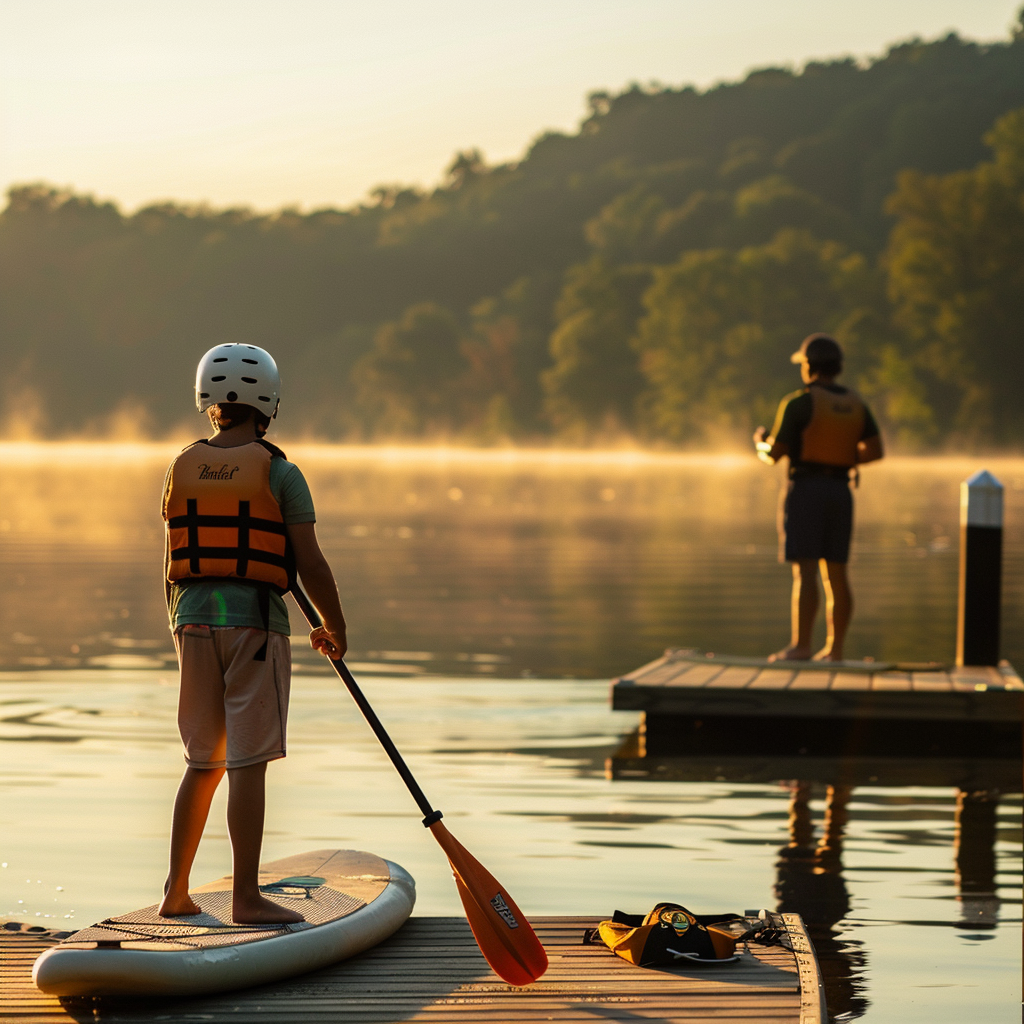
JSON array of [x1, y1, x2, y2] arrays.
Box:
[[612, 650, 1023, 760], [4, 914, 824, 1023]]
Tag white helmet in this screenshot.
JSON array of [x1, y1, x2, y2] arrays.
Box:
[[195, 344, 280, 419]]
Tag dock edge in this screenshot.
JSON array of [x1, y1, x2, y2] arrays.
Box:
[[784, 913, 827, 1024]]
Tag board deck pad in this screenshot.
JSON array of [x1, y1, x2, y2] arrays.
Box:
[[58, 849, 392, 952]]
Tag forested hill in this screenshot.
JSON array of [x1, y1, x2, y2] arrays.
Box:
[[2, 26, 1024, 447]]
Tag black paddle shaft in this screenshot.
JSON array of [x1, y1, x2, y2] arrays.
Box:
[[290, 586, 442, 828]]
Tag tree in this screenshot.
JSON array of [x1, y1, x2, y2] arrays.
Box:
[[885, 107, 1024, 444], [463, 275, 559, 439], [584, 185, 666, 264], [634, 230, 879, 443], [542, 258, 650, 437], [352, 303, 468, 437]]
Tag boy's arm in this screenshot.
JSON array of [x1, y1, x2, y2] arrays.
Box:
[[286, 521, 348, 659]]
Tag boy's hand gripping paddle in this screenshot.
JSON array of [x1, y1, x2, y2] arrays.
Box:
[[291, 586, 548, 986]]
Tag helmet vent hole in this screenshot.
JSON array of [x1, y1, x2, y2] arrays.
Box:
[[213, 357, 228, 363], [242, 358, 258, 365], [211, 375, 226, 382], [200, 392, 210, 399], [241, 377, 257, 384], [259, 396, 270, 402], [226, 391, 238, 402]]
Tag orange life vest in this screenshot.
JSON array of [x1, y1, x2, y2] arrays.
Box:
[[163, 440, 293, 593], [800, 385, 867, 467]]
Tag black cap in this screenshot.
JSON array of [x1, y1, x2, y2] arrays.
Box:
[[791, 333, 843, 365]]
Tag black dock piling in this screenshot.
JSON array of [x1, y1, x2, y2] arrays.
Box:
[[956, 470, 1003, 668]]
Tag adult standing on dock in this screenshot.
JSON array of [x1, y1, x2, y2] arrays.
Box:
[[753, 334, 883, 661]]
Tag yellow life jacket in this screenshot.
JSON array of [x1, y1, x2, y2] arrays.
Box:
[[800, 385, 866, 467], [163, 440, 293, 593]]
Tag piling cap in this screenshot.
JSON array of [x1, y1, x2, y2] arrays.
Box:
[[961, 470, 1003, 527]]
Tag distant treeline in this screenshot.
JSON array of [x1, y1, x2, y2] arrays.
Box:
[[2, 24, 1024, 448]]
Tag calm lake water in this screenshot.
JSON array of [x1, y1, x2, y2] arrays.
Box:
[[0, 444, 1021, 1022]]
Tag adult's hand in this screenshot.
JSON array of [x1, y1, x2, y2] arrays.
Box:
[[856, 435, 884, 464]]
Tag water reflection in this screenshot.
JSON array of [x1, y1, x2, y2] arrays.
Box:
[[775, 783, 867, 1021], [954, 789, 1000, 931]]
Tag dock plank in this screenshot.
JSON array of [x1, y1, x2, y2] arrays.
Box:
[[705, 666, 761, 688], [626, 659, 693, 687], [2, 916, 823, 1024], [870, 672, 912, 691], [910, 672, 953, 692], [788, 671, 835, 690], [666, 662, 727, 687], [746, 669, 797, 689], [829, 672, 872, 690]]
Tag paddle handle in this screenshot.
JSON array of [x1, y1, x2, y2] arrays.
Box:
[[290, 585, 442, 827]]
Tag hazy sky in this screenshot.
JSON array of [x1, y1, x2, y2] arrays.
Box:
[[1, 0, 1020, 212]]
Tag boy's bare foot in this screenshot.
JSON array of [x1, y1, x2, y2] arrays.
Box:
[[232, 894, 305, 925], [158, 891, 202, 917], [767, 645, 812, 662]]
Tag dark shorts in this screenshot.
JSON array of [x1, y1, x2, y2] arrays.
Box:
[[780, 476, 853, 564]]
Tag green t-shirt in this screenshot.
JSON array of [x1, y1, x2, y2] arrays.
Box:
[[164, 451, 315, 635]]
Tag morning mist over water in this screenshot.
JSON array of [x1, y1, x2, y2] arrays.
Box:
[[0, 444, 1020, 678]]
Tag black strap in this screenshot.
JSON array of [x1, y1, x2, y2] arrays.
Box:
[[168, 513, 286, 534], [169, 547, 288, 568], [253, 583, 271, 662], [236, 500, 250, 577], [186, 499, 201, 574], [256, 438, 288, 460]]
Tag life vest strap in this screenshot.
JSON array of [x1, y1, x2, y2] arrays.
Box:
[[166, 513, 287, 533], [169, 547, 289, 569], [170, 497, 289, 578]]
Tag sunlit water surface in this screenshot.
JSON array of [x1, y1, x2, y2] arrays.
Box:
[[0, 445, 1021, 1023]]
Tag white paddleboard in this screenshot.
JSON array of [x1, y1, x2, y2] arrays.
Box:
[[33, 849, 415, 997]]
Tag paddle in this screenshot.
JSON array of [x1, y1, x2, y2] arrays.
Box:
[[289, 585, 548, 987]]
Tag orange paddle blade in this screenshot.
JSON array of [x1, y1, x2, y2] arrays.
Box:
[[428, 820, 548, 986]]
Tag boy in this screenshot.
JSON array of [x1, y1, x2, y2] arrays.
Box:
[[753, 334, 884, 662], [158, 344, 346, 924]]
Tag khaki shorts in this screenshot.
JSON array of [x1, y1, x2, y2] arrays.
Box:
[[174, 625, 291, 770]]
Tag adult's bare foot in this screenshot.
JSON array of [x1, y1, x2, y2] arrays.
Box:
[[158, 891, 202, 917], [767, 645, 812, 662], [812, 646, 844, 662], [232, 894, 305, 925]]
